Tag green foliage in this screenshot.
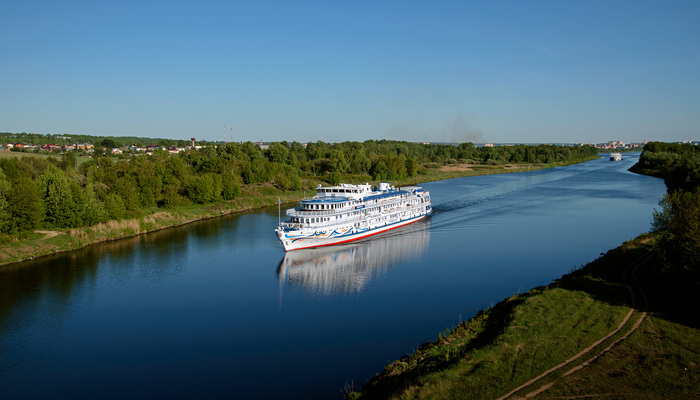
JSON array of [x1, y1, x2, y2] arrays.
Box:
[[405, 157, 419, 178], [103, 193, 126, 220], [113, 177, 140, 212], [221, 169, 241, 200], [100, 137, 122, 149], [186, 174, 212, 204], [326, 171, 341, 186], [635, 141, 700, 276], [0, 170, 11, 233], [330, 149, 349, 173], [350, 150, 371, 174], [0, 136, 598, 235], [274, 165, 302, 190], [61, 151, 77, 170], [632, 142, 700, 192], [36, 164, 79, 228], [266, 142, 290, 163], [8, 178, 43, 233], [79, 182, 108, 226], [653, 189, 700, 273], [161, 184, 185, 208]]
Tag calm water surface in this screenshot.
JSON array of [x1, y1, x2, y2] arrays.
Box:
[[0, 154, 665, 399]]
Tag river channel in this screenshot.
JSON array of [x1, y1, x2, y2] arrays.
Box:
[[0, 154, 666, 399]]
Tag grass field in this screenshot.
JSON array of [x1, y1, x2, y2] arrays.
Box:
[[0, 150, 59, 160], [352, 235, 700, 399]]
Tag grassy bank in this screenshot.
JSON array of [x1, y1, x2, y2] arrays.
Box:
[[0, 185, 305, 266], [349, 234, 700, 399], [0, 158, 596, 267]]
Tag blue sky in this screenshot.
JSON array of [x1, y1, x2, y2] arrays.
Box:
[[1, 1, 698, 144]]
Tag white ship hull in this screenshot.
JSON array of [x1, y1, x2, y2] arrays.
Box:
[[277, 213, 428, 251], [275, 182, 432, 252]]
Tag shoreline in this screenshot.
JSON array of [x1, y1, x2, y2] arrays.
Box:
[[0, 158, 596, 268], [349, 155, 700, 399], [350, 232, 699, 399]]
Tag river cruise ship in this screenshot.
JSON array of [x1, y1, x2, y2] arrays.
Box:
[[610, 152, 622, 161], [275, 182, 432, 251]]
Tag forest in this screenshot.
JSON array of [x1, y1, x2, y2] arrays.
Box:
[[0, 134, 599, 237], [629, 141, 700, 192], [633, 141, 700, 275]]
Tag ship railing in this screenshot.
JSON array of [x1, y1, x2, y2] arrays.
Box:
[[285, 195, 430, 218], [279, 215, 365, 230], [281, 201, 431, 230], [286, 208, 353, 217]]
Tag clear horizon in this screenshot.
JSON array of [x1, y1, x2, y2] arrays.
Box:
[[1, 1, 698, 144]]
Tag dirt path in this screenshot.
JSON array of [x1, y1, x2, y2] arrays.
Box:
[[34, 230, 64, 239], [495, 253, 652, 400]]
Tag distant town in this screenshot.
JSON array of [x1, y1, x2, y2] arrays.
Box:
[[0, 131, 697, 157], [482, 140, 698, 150]]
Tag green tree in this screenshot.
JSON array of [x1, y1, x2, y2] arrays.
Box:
[[405, 157, 419, 178], [8, 178, 43, 233], [274, 165, 302, 190], [113, 177, 140, 212], [349, 150, 371, 174], [161, 184, 184, 208], [329, 149, 349, 173], [370, 159, 390, 181], [100, 138, 121, 150], [653, 189, 700, 273], [267, 142, 290, 164], [0, 170, 11, 232], [221, 169, 241, 200], [326, 171, 341, 186], [103, 193, 126, 220], [186, 174, 216, 204], [36, 164, 79, 228], [61, 151, 77, 171], [80, 182, 108, 225]]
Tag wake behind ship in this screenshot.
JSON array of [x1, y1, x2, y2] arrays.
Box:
[[275, 182, 432, 251]]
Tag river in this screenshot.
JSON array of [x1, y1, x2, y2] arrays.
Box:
[[0, 154, 666, 399]]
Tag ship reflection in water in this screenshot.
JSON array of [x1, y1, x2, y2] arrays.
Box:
[[277, 219, 431, 296]]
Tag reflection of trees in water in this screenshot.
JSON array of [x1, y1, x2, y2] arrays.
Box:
[[0, 219, 201, 328], [277, 220, 431, 296]]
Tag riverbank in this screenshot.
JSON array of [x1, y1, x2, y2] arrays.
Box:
[[0, 158, 595, 267], [348, 232, 700, 399]]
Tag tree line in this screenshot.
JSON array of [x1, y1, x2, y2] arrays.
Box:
[[630, 141, 700, 192], [0, 139, 598, 237], [634, 142, 700, 278]]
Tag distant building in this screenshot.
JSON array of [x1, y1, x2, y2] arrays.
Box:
[[255, 140, 270, 150]]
